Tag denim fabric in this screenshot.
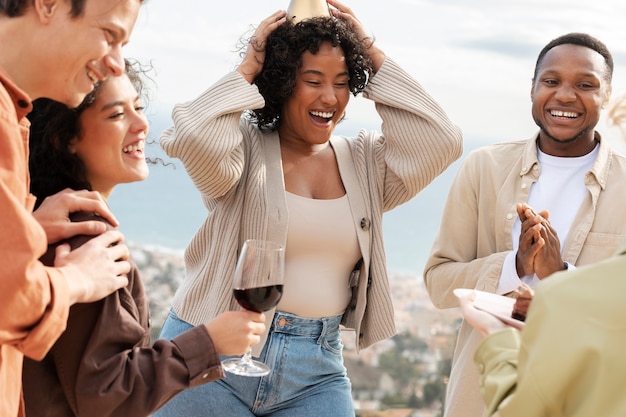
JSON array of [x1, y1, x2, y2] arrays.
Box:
[[153, 310, 354, 416]]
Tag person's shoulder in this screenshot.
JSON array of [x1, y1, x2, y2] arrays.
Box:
[[463, 138, 529, 165], [597, 140, 626, 179], [607, 146, 626, 165], [40, 210, 117, 266], [472, 138, 528, 154], [66, 211, 114, 249], [69, 211, 112, 226]]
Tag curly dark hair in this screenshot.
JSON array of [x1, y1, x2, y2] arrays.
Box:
[[248, 16, 374, 131], [28, 59, 150, 209]]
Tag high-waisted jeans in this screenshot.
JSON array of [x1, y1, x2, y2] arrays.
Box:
[[152, 309, 354, 416]]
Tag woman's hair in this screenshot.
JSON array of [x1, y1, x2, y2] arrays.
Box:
[[248, 16, 374, 131], [28, 59, 150, 208]]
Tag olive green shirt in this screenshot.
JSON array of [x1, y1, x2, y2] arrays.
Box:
[[475, 240, 626, 417]]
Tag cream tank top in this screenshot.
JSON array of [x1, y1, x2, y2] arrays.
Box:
[[276, 192, 361, 318]]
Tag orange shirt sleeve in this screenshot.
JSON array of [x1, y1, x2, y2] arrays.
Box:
[[0, 94, 69, 361]]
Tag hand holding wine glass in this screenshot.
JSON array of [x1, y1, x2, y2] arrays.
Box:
[[204, 310, 265, 357], [222, 239, 285, 376]]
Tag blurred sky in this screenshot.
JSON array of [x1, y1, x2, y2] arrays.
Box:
[[125, 0, 626, 145]]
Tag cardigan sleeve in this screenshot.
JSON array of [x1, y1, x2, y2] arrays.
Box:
[[159, 71, 265, 199], [359, 57, 463, 211]]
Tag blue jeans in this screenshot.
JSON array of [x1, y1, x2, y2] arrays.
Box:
[[153, 309, 354, 416]]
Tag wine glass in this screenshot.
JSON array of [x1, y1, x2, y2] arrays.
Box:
[[221, 239, 285, 377]]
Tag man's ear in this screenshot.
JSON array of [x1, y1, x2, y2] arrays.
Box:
[[33, 0, 60, 23]]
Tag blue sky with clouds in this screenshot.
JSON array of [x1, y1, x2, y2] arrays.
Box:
[[125, 0, 626, 145]]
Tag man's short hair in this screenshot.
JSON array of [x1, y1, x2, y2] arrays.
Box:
[[533, 32, 613, 83]]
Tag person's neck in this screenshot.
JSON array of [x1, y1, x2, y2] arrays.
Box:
[[92, 186, 113, 202], [0, 18, 39, 98], [537, 131, 598, 157], [278, 132, 330, 157]]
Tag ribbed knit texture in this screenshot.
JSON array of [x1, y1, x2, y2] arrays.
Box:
[[160, 58, 462, 353]]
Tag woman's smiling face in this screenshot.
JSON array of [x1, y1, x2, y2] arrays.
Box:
[[71, 73, 149, 199], [278, 41, 351, 150]]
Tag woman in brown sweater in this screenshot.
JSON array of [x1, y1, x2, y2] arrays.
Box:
[[22, 60, 266, 417]]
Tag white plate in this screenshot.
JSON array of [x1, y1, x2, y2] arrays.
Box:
[[453, 288, 525, 329]]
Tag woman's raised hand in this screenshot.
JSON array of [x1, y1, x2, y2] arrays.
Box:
[[237, 10, 287, 84], [327, 0, 386, 71]]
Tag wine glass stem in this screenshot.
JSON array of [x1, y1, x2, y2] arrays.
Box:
[[240, 348, 254, 367]]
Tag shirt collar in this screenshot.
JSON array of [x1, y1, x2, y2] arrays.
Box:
[[520, 131, 612, 190], [0, 65, 33, 120]]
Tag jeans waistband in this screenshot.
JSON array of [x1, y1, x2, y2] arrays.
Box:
[[271, 311, 342, 337]]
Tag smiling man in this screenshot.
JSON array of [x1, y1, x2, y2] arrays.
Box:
[[423, 33, 626, 417], [0, 1, 143, 416]]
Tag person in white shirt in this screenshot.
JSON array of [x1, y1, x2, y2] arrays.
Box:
[[424, 32, 626, 417]]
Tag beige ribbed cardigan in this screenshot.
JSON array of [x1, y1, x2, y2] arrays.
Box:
[[160, 58, 462, 354]]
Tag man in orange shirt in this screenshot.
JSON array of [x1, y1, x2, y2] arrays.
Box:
[[0, 0, 143, 415]]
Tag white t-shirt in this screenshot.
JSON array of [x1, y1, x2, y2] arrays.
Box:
[[498, 144, 598, 294]]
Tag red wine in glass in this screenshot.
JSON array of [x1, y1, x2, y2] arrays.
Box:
[[233, 285, 284, 313], [222, 239, 285, 377]]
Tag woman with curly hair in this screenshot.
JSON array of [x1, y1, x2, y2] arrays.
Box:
[[22, 60, 265, 417], [154, 0, 462, 415]]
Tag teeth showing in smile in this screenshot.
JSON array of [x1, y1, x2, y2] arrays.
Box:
[[123, 140, 145, 154], [310, 110, 334, 119], [551, 110, 578, 118]]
